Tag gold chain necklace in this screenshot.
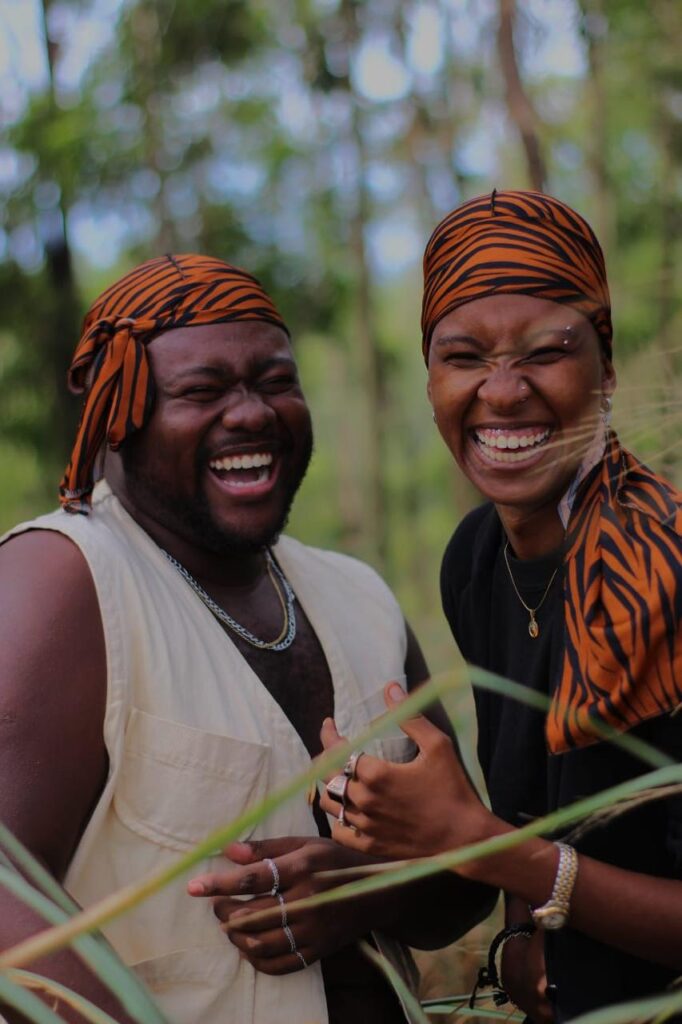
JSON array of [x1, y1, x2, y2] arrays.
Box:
[[503, 541, 559, 639]]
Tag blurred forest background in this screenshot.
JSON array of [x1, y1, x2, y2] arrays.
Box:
[[2, 0, 682, 655], [0, 0, 681, 1008]]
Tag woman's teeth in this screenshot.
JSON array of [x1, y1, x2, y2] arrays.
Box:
[[473, 428, 550, 463]]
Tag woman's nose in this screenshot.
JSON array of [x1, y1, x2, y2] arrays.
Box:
[[476, 366, 530, 412], [220, 387, 275, 431]]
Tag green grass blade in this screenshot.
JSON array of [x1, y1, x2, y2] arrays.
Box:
[[0, 972, 68, 1024], [358, 940, 430, 1024], [0, 866, 165, 1024], [420, 993, 524, 1018], [569, 987, 682, 1024], [0, 823, 79, 914], [435, 1006, 523, 1019], [0, 669, 465, 970], [239, 764, 682, 925], [8, 969, 125, 1024]]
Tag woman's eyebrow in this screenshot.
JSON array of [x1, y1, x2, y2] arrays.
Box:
[[525, 324, 579, 342]]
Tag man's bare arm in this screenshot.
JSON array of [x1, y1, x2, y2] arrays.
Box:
[[0, 530, 143, 1024]]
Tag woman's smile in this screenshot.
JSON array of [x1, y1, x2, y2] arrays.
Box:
[[469, 424, 552, 464]]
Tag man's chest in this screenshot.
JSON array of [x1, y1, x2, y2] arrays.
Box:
[[228, 607, 335, 759]]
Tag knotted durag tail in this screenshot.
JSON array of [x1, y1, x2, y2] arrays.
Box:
[[59, 254, 288, 513]]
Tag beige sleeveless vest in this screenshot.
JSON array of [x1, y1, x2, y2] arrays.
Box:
[[4, 483, 419, 1024]]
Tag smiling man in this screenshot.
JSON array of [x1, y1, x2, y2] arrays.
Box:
[[0, 255, 492, 1024]]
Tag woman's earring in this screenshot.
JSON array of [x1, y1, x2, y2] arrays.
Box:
[[600, 394, 613, 428], [432, 410, 436, 423]]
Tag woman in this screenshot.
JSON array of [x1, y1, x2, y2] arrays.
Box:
[[320, 190, 682, 1022]]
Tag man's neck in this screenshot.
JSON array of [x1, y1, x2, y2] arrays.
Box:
[[108, 477, 267, 589]]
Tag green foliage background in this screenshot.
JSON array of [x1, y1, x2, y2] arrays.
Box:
[[1, 0, 681, 1012]]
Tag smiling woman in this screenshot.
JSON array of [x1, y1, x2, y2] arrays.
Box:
[[428, 293, 615, 557], [322, 189, 682, 1024]]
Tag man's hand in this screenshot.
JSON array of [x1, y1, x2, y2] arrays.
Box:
[[187, 837, 391, 975]]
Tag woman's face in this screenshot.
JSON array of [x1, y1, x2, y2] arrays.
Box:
[[427, 294, 615, 520]]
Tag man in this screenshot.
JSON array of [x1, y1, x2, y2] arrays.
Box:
[[0, 255, 492, 1024]]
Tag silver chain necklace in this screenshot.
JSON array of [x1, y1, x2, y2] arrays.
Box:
[[162, 548, 297, 652]]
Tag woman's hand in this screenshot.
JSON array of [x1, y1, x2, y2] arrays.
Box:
[[501, 897, 554, 1024], [187, 836, 397, 974], [319, 681, 495, 868], [501, 927, 554, 1024]]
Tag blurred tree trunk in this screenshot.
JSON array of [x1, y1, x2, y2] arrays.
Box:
[[39, 0, 82, 474], [129, 4, 177, 253], [339, 0, 388, 571], [497, 0, 547, 192], [578, 0, 615, 257]]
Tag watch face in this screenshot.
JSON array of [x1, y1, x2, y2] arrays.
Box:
[[533, 905, 567, 930], [542, 911, 567, 930]]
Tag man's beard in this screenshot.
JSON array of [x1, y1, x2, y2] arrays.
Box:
[[121, 431, 314, 556]]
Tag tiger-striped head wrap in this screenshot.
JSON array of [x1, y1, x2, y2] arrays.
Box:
[[421, 189, 612, 361], [59, 254, 288, 514]]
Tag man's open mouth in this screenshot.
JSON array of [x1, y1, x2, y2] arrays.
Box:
[[472, 427, 551, 464], [208, 451, 274, 488]]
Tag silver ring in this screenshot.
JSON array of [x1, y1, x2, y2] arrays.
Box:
[[283, 923, 297, 954], [264, 857, 280, 897], [277, 891, 288, 927], [295, 950, 308, 969], [326, 774, 350, 804], [343, 751, 365, 780], [338, 805, 346, 827]]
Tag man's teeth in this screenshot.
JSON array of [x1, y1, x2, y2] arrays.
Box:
[[209, 452, 274, 471], [473, 428, 550, 463]]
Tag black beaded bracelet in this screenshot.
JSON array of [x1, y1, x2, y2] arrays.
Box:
[[469, 923, 536, 1009]]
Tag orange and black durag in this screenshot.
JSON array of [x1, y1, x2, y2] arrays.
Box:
[[421, 188, 612, 361], [60, 254, 288, 514]]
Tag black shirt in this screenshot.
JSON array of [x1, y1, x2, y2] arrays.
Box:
[[441, 503, 682, 1022]]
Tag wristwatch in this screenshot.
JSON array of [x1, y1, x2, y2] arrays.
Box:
[[531, 842, 578, 930]]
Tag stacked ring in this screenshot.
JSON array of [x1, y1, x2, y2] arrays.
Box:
[[263, 856, 309, 969], [343, 751, 365, 779], [264, 858, 280, 897], [325, 774, 349, 804]]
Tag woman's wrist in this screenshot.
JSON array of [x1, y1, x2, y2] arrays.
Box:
[[452, 813, 559, 899], [448, 809, 514, 882]]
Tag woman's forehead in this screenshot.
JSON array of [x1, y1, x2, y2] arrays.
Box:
[[431, 294, 595, 339]]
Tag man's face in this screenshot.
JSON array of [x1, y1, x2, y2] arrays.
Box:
[[120, 321, 313, 554], [427, 293, 615, 520]]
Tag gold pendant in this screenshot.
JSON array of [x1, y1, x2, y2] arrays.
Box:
[[528, 614, 539, 639]]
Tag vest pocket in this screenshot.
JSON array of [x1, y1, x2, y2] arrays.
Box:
[[114, 708, 270, 852], [131, 945, 248, 1023]]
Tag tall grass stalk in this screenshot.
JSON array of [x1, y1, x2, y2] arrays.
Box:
[[0, 668, 464, 973], [2, 666, 680, 1022]]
